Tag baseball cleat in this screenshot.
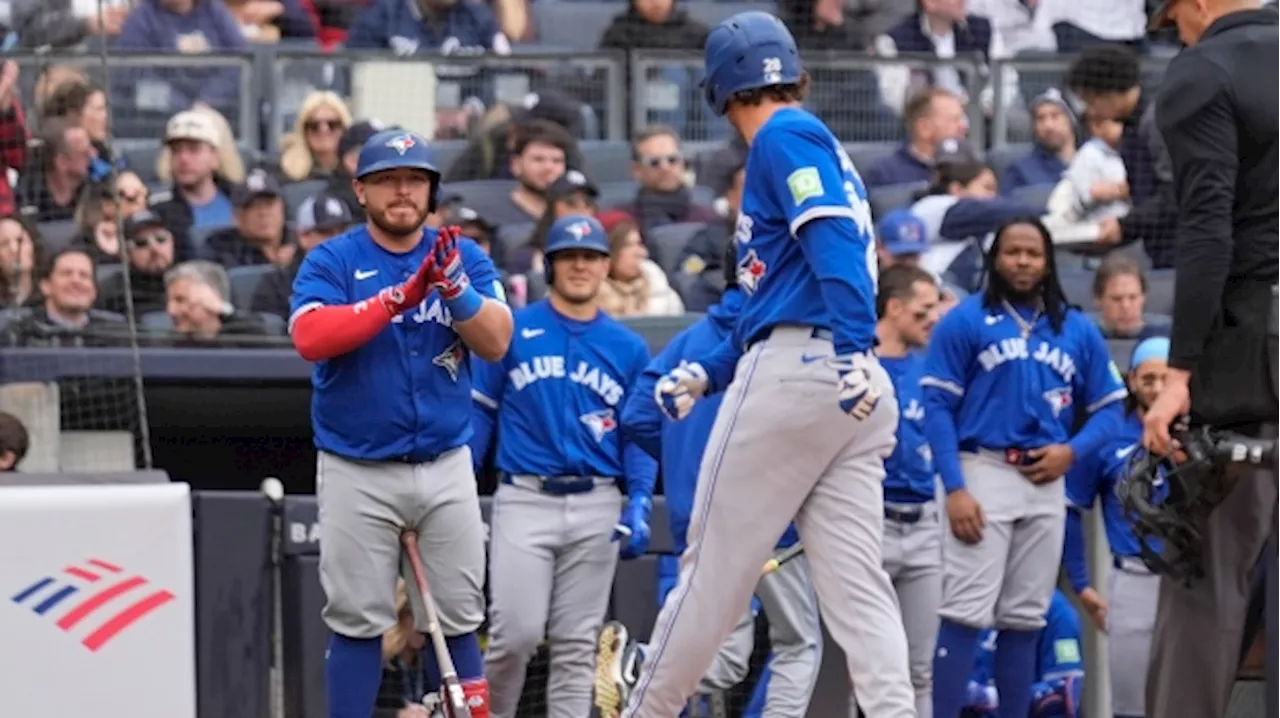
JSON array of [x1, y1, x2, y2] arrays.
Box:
[[593, 620, 640, 717]]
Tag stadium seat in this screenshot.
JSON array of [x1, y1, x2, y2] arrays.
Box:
[[121, 143, 162, 183], [439, 180, 518, 214], [581, 141, 634, 184], [228, 265, 276, 312], [1010, 183, 1053, 212], [597, 180, 638, 210], [430, 141, 467, 176], [140, 311, 174, 333], [1145, 269, 1175, 316], [258, 312, 286, 335], [1059, 268, 1095, 307], [533, 2, 620, 51], [868, 182, 926, 221], [282, 180, 328, 221], [844, 142, 898, 174], [989, 143, 1032, 183], [38, 220, 78, 254], [95, 263, 124, 288], [646, 222, 705, 276]]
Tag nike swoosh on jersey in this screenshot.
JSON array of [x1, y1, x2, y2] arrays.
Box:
[[800, 354, 830, 364], [355, 269, 378, 280], [1115, 443, 1139, 460], [521, 328, 545, 339], [984, 315, 1002, 325]]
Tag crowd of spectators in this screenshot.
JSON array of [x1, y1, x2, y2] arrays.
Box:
[[0, 0, 1265, 352]]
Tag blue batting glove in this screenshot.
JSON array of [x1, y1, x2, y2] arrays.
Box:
[[654, 361, 708, 421], [612, 495, 652, 559], [964, 680, 998, 711], [827, 353, 881, 420], [430, 226, 473, 301]]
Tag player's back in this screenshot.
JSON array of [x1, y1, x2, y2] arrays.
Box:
[[733, 107, 876, 350]]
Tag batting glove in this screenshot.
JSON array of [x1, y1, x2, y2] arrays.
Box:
[[654, 361, 709, 421], [613, 495, 652, 560], [428, 226, 472, 301], [827, 353, 881, 421], [376, 252, 436, 317]]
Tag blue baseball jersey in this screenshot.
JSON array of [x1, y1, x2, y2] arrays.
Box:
[[621, 290, 799, 552], [289, 225, 505, 461], [469, 299, 655, 484], [881, 352, 936, 503], [922, 295, 1126, 448], [1065, 413, 1162, 559], [730, 107, 878, 355]]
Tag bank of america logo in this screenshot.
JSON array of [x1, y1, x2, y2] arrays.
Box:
[[10, 558, 175, 652]]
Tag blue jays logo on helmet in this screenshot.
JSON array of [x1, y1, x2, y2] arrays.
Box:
[[355, 129, 442, 211], [545, 214, 609, 257], [385, 133, 416, 156], [702, 11, 802, 117]]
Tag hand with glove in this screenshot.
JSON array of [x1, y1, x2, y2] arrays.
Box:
[[428, 226, 484, 322], [654, 361, 709, 421], [612, 495, 652, 560], [376, 252, 436, 317], [827, 353, 881, 420]]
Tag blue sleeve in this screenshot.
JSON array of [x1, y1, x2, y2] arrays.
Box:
[[622, 333, 690, 460], [1038, 608, 1084, 681], [939, 197, 1045, 240], [288, 246, 347, 329], [276, 0, 318, 38], [920, 311, 973, 493], [113, 8, 153, 48], [462, 240, 508, 302], [698, 334, 743, 396], [343, 0, 387, 48], [1001, 162, 1029, 195], [211, 2, 251, 50], [1062, 508, 1091, 593], [467, 355, 506, 473], [756, 126, 877, 354], [622, 340, 658, 498]]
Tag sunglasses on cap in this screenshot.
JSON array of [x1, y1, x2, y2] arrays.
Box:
[[129, 230, 172, 249], [640, 154, 683, 169]]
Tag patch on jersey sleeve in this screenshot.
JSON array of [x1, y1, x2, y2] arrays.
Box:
[[1109, 360, 1123, 384], [1053, 638, 1081, 665], [491, 279, 507, 303], [786, 167, 824, 206]]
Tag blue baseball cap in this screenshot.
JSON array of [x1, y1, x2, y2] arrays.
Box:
[[877, 209, 929, 256], [544, 215, 609, 257], [1130, 336, 1170, 371]]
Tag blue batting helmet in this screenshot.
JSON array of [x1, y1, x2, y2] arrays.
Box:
[[355, 129, 441, 211], [702, 12, 803, 117], [544, 215, 609, 257]]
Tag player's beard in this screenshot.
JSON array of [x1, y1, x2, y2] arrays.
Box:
[[369, 203, 429, 239]]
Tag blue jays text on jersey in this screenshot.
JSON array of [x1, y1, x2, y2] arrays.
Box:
[[469, 299, 656, 484], [722, 107, 878, 363], [880, 352, 936, 504], [621, 290, 799, 553], [289, 226, 505, 462], [921, 295, 1126, 492]]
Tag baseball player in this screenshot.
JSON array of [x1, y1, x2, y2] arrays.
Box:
[[468, 214, 656, 718], [1062, 336, 1170, 718], [873, 264, 943, 718], [601, 242, 822, 718], [922, 216, 1126, 718], [963, 590, 1085, 718], [289, 129, 513, 718], [627, 11, 916, 717]]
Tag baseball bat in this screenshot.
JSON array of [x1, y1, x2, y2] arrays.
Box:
[[401, 531, 472, 718], [761, 543, 804, 576]]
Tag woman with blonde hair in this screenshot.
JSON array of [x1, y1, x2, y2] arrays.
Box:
[[375, 580, 433, 717], [155, 106, 245, 185], [277, 91, 352, 182], [594, 212, 684, 318]]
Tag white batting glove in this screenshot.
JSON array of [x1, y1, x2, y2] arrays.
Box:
[[654, 361, 709, 421], [827, 353, 881, 421]]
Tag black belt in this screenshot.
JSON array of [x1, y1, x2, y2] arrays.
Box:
[[332, 450, 444, 465], [884, 505, 925, 524], [973, 447, 1037, 467], [746, 325, 833, 351], [500, 472, 613, 496]]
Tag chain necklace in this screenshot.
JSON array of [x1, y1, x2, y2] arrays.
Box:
[[1001, 298, 1042, 340]]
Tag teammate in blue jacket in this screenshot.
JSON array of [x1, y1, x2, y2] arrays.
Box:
[[874, 264, 944, 718], [601, 243, 822, 718], [289, 130, 513, 718], [965, 590, 1085, 718], [633, 12, 915, 717], [922, 216, 1125, 718], [1063, 336, 1169, 718], [468, 215, 656, 718]]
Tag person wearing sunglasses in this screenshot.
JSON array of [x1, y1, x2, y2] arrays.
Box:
[[613, 125, 716, 237], [95, 209, 177, 316], [279, 91, 353, 183]]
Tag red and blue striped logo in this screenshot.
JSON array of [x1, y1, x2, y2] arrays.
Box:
[[10, 558, 175, 652]]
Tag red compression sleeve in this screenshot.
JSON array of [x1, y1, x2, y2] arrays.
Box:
[[291, 302, 394, 361]]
